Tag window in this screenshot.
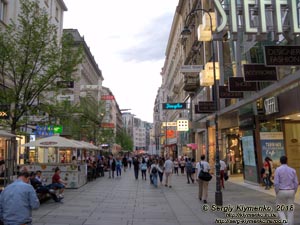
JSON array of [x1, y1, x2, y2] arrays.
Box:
[[44, 0, 49, 7], [0, 0, 7, 22], [55, 6, 59, 22]]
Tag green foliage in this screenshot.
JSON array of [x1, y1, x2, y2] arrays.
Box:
[[116, 129, 133, 151], [0, 0, 82, 132]]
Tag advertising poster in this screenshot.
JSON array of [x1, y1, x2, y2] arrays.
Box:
[[242, 135, 258, 183], [242, 136, 256, 166], [260, 132, 284, 167]]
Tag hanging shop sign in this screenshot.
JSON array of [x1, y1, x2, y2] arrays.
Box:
[[101, 95, 115, 100], [243, 64, 277, 81], [163, 103, 187, 110], [177, 120, 189, 131], [196, 101, 217, 113], [264, 97, 279, 115], [264, 46, 300, 66], [183, 74, 199, 92], [180, 65, 203, 73], [214, 0, 300, 38], [162, 122, 177, 127], [57, 80, 74, 88], [229, 77, 257, 92], [219, 86, 243, 99], [101, 123, 115, 128]]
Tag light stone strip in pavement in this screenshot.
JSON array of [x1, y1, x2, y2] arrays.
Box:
[[32, 169, 300, 225]]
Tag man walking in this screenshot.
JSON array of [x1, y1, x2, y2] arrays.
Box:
[[274, 155, 298, 225], [196, 154, 210, 204], [0, 171, 40, 225], [185, 158, 194, 184], [164, 156, 173, 188]]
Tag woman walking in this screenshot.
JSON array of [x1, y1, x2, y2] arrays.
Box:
[[140, 158, 147, 180]]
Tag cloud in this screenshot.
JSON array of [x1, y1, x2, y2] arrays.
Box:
[[118, 12, 173, 62]]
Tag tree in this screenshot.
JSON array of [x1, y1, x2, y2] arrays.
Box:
[[116, 129, 134, 152], [0, 0, 82, 183], [0, 0, 82, 133]]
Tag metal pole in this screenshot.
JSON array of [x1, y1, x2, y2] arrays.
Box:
[[208, 11, 222, 206]]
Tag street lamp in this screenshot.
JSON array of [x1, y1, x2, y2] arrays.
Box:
[[181, 7, 222, 206]]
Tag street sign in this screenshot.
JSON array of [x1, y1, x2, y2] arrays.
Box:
[[264, 46, 300, 66], [180, 65, 203, 73], [243, 64, 277, 81]]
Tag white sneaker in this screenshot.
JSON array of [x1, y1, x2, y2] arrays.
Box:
[[58, 194, 64, 198]]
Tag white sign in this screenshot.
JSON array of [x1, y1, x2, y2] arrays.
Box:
[[213, 0, 300, 36], [264, 97, 279, 115], [177, 120, 189, 131], [162, 122, 177, 127], [180, 65, 203, 73], [57, 94, 74, 101]]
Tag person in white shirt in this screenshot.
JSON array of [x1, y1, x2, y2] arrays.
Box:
[[164, 156, 174, 188], [196, 154, 210, 204], [220, 159, 227, 189]]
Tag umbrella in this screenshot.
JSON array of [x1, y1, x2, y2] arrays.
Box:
[[22, 135, 83, 148]]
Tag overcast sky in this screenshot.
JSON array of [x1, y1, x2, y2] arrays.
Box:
[[62, 0, 179, 122]]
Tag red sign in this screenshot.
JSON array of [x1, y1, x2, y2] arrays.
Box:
[[101, 95, 115, 100], [101, 123, 115, 128]]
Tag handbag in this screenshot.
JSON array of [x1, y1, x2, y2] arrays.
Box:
[[198, 170, 212, 181], [224, 172, 229, 181]]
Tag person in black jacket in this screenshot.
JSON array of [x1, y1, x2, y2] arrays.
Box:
[[30, 172, 62, 203], [108, 154, 116, 178], [132, 157, 140, 180]]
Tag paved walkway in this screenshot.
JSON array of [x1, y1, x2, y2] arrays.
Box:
[[32, 170, 300, 225]]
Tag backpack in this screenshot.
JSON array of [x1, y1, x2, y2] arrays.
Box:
[[186, 161, 193, 173], [152, 166, 157, 174]]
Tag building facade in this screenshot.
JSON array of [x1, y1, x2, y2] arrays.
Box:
[[156, 0, 300, 184]]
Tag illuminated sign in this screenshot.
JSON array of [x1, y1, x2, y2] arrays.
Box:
[[163, 103, 187, 110], [34, 125, 63, 137], [213, 0, 300, 38], [177, 120, 189, 131], [101, 123, 115, 128], [101, 95, 115, 100], [162, 122, 177, 127], [0, 105, 9, 120]]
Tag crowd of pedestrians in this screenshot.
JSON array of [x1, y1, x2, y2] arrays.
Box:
[[0, 153, 298, 225]]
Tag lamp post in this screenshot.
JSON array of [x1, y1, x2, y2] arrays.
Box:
[[181, 7, 222, 206]]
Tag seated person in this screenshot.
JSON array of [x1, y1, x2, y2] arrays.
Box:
[[29, 172, 62, 202], [51, 167, 67, 198]]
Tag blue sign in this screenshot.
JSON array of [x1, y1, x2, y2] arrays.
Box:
[[163, 103, 187, 110], [34, 125, 54, 137]]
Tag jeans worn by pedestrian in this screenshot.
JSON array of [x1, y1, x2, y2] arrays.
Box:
[[151, 174, 158, 187]]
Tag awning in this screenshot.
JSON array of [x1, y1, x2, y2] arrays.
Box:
[[22, 135, 83, 148], [187, 143, 198, 150], [0, 130, 17, 138]]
